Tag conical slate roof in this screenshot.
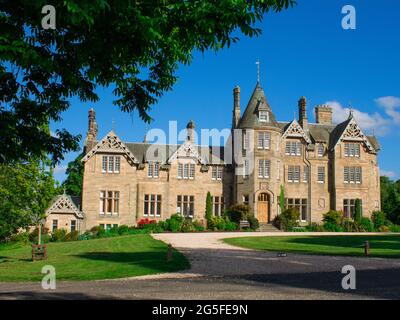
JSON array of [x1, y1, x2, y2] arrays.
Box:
[[238, 83, 280, 129]]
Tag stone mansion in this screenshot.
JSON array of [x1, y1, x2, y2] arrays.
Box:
[[45, 82, 381, 233]]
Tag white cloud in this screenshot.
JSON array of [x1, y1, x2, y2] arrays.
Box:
[[380, 170, 397, 179], [375, 96, 400, 124], [325, 101, 390, 136]]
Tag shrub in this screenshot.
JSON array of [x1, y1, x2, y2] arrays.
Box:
[[371, 211, 389, 230], [341, 219, 359, 232], [354, 199, 362, 222], [323, 222, 344, 232], [322, 210, 343, 226], [275, 207, 300, 231], [247, 215, 259, 230], [137, 218, 157, 229], [181, 219, 195, 232], [29, 226, 50, 243], [225, 220, 238, 231], [193, 220, 205, 232], [205, 192, 213, 224], [65, 230, 79, 241], [379, 225, 391, 232], [97, 227, 107, 238], [165, 214, 184, 232], [78, 231, 94, 241], [304, 223, 323, 232], [50, 229, 67, 242], [389, 224, 400, 233], [358, 217, 374, 232], [225, 204, 252, 224], [10, 232, 30, 244], [117, 225, 130, 235]]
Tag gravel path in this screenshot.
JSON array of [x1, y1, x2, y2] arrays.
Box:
[[0, 232, 399, 300]]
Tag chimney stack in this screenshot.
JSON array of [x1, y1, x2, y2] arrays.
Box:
[[298, 96, 308, 131], [85, 108, 98, 153], [186, 120, 196, 143], [315, 105, 333, 125], [232, 86, 241, 128]]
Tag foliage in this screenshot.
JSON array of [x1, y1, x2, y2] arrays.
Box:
[[9, 232, 30, 245], [247, 215, 259, 230], [64, 230, 79, 241], [225, 204, 252, 224], [354, 199, 362, 222], [61, 153, 84, 196], [322, 210, 343, 226], [279, 185, 285, 213], [0, 0, 294, 164], [50, 229, 67, 242], [205, 191, 213, 224], [0, 158, 58, 241], [225, 220, 239, 231], [371, 211, 390, 230], [193, 221, 205, 232], [380, 176, 400, 224], [358, 217, 375, 232], [274, 207, 300, 231], [341, 219, 358, 232], [165, 214, 184, 232], [304, 223, 324, 232], [137, 218, 157, 229]]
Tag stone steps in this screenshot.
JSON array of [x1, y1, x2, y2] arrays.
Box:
[[258, 223, 280, 232]]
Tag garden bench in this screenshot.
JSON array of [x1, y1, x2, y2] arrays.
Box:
[[239, 220, 250, 229]]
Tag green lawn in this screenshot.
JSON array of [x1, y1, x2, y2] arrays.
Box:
[[0, 235, 189, 281], [224, 235, 400, 258]]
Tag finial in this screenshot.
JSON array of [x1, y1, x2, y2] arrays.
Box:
[[112, 118, 116, 131], [63, 186, 66, 195], [256, 59, 260, 84], [348, 102, 354, 119]]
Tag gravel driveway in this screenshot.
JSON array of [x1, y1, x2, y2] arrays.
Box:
[[0, 232, 400, 300]]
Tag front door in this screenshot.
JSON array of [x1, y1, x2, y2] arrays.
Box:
[[257, 193, 270, 223]]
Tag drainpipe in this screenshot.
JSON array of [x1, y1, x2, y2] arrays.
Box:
[[304, 147, 312, 225]]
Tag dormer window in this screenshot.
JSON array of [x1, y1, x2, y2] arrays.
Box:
[[259, 110, 269, 122]]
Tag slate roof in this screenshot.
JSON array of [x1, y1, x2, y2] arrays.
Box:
[[124, 142, 225, 165], [238, 83, 280, 129]]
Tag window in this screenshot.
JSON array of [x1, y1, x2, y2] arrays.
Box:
[[286, 198, 308, 222], [212, 167, 223, 180], [212, 196, 224, 216], [148, 162, 159, 178], [344, 199, 363, 218], [177, 195, 194, 217], [317, 167, 325, 183], [257, 132, 271, 150], [318, 144, 324, 157], [285, 141, 302, 156], [144, 194, 162, 217], [178, 163, 195, 179], [102, 156, 121, 173], [344, 167, 362, 184], [100, 191, 119, 215], [243, 160, 250, 177], [277, 161, 281, 181], [258, 159, 270, 179], [52, 220, 58, 232], [243, 132, 248, 150], [344, 143, 361, 157], [71, 220, 76, 232], [288, 165, 300, 183], [242, 195, 249, 205], [259, 110, 269, 122], [303, 166, 309, 183]]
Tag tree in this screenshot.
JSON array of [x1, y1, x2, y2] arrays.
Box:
[[0, 158, 57, 241], [0, 0, 295, 165], [205, 191, 213, 223], [354, 198, 362, 223], [380, 176, 400, 224], [279, 185, 285, 213], [62, 153, 84, 196]]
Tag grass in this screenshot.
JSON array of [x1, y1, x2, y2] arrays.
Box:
[[224, 235, 400, 258], [0, 235, 189, 282]]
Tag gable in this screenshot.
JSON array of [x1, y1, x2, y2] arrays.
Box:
[[281, 119, 311, 144], [333, 118, 375, 152], [167, 140, 206, 164], [46, 194, 84, 219], [82, 131, 138, 164]]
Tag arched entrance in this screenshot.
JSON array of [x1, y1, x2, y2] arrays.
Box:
[[257, 193, 270, 223]]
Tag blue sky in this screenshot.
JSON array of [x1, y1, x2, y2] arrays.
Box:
[[51, 0, 400, 181]]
